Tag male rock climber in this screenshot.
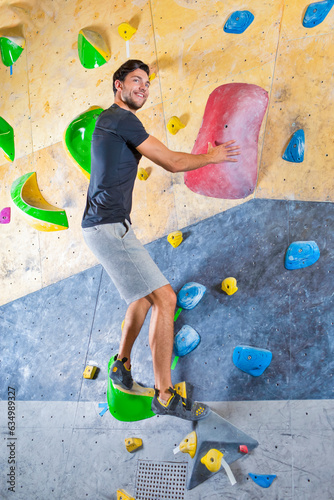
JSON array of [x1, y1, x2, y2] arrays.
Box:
[[82, 59, 240, 421]]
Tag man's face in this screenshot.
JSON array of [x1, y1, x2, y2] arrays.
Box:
[[115, 69, 150, 111]]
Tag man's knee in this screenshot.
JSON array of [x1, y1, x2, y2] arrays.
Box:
[[149, 284, 177, 308]]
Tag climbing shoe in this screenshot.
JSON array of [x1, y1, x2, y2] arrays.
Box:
[[109, 354, 133, 390], [151, 387, 210, 421]]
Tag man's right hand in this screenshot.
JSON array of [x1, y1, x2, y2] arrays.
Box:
[[207, 140, 240, 164]]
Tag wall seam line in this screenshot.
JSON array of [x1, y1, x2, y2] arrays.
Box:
[[59, 265, 104, 500], [255, 0, 286, 199]]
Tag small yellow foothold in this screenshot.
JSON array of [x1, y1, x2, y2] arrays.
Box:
[[149, 72, 156, 81], [201, 448, 223, 473], [178, 431, 197, 459], [167, 116, 185, 135], [83, 365, 97, 379], [137, 167, 149, 181], [117, 489, 135, 500], [125, 437, 142, 453], [167, 231, 183, 248], [221, 277, 238, 295], [121, 319, 125, 330], [118, 23, 137, 41]]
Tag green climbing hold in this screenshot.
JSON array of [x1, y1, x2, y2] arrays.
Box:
[[0, 116, 15, 162], [78, 29, 110, 69], [107, 357, 155, 422], [0, 36, 25, 66], [10, 172, 69, 231], [64, 106, 103, 178]]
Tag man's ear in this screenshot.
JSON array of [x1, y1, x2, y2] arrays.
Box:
[[114, 79, 123, 91]]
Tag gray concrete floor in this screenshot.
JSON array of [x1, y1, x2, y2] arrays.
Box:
[[1, 399, 334, 499]]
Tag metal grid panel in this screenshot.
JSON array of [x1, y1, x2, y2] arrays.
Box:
[[135, 460, 187, 500]]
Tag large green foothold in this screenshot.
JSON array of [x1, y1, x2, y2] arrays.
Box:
[[10, 172, 69, 232], [64, 106, 103, 178], [107, 357, 155, 422], [78, 29, 110, 69], [0, 36, 24, 66], [0, 116, 15, 161]]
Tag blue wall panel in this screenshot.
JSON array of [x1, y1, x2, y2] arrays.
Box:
[[1, 199, 333, 403]]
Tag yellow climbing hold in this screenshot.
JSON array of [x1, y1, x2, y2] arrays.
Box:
[[167, 116, 185, 135], [118, 23, 137, 41], [121, 319, 125, 330], [149, 72, 156, 81], [201, 448, 223, 473], [137, 167, 149, 181], [125, 437, 142, 453], [167, 230, 183, 248], [83, 365, 97, 379], [117, 490, 135, 500], [178, 431, 197, 459], [221, 277, 238, 295]]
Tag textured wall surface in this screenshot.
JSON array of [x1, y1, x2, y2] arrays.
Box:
[[1, 2, 333, 498], [1, 198, 333, 498], [1, 0, 333, 305], [2, 198, 333, 403]]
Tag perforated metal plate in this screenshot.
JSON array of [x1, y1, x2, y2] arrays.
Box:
[[135, 460, 187, 500]]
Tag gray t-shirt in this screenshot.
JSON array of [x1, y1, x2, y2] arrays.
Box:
[[82, 104, 149, 228]]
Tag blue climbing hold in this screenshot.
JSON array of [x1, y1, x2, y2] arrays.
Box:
[[176, 282, 206, 310], [98, 403, 108, 416], [284, 241, 320, 270], [232, 346, 272, 377], [174, 325, 201, 357], [283, 129, 305, 163], [249, 473, 276, 488], [303, 1, 334, 28], [224, 11, 254, 34]]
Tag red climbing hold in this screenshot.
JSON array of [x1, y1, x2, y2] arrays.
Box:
[[239, 445, 249, 454], [184, 83, 268, 199]]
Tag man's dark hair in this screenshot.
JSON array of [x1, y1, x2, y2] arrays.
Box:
[[113, 60, 150, 95]]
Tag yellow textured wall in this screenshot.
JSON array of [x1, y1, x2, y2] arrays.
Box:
[[1, 0, 333, 305]]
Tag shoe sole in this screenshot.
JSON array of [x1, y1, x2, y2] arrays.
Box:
[[151, 402, 211, 421], [110, 377, 132, 390]]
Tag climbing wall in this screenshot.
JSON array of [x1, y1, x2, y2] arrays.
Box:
[[1, 198, 333, 498], [1, 1, 333, 498], [1, 0, 333, 305], [257, 6, 334, 201]]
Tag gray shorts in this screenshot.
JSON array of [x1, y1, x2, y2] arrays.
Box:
[[82, 221, 169, 304]]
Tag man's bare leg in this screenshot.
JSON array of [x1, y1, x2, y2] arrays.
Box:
[[118, 297, 152, 369], [146, 284, 177, 403]]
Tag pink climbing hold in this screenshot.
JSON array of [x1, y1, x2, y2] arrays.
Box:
[[184, 83, 268, 199], [0, 207, 11, 223]]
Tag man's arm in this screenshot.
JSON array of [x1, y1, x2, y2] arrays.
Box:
[[136, 135, 240, 173]]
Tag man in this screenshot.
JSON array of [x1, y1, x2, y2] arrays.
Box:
[[82, 60, 240, 421]]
